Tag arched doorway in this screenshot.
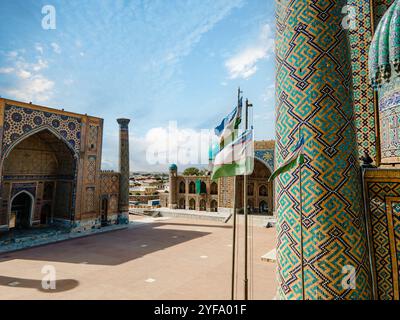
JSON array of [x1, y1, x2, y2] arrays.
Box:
[[199, 199, 206, 211], [259, 185, 267, 196], [189, 182, 196, 194], [11, 192, 33, 229], [210, 182, 218, 195], [259, 200, 268, 214], [189, 198, 196, 210], [210, 200, 218, 212], [101, 198, 108, 225], [40, 203, 51, 225], [237, 158, 273, 215], [179, 181, 186, 193], [3, 129, 77, 227]]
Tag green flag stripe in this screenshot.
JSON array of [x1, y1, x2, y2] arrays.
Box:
[[269, 153, 304, 181]]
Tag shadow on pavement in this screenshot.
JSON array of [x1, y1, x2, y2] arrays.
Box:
[[0, 222, 211, 266], [0, 275, 79, 293]]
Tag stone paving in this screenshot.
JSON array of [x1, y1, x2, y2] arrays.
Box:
[[0, 223, 130, 254], [0, 215, 277, 300]]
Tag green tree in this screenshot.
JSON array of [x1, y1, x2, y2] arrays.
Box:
[[183, 167, 201, 176]]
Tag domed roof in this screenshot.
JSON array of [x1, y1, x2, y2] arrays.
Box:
[[369, 0, 400, 89], [169, 163, 177, 171]]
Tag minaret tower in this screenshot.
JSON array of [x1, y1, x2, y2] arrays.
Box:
[[168, 164, 178, 209], [117, 118, 130, 224], [274, 0, 372, 299]]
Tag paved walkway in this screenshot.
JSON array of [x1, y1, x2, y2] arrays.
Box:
[[0, 216, 277, 300]]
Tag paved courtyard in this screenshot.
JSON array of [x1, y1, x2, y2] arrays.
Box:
[[0, 215, 277, 300]]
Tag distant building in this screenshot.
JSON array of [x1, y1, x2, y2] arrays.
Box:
[[160, 140, 275, 215]]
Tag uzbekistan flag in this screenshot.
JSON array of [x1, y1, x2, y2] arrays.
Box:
[[211, 129, 254, 181], [269, 136, 305, 182], [214, 98, 242, 149]]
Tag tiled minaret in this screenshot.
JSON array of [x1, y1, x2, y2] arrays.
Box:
[[117, 118, 130, 224], [168, 164, 178, 209], [275, 0, 372, 299]]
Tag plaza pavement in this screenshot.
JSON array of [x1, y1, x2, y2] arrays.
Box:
[[0, 215, 277, 300]]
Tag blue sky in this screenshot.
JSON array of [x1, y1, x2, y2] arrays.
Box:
[[0, 0, 275, 172]]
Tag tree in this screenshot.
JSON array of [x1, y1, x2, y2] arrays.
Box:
[[183, 167, 201, 176]]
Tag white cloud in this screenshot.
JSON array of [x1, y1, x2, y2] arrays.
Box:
[[17, 69, 32, 79], [262, 83, 275, 102], [35, 43, 44, 55], [5, 75, 54, 103], [51, 42, 61, 54], [0, 67, 14, 74], [1, 49, 54, 103], [225, 23, 274, 80]]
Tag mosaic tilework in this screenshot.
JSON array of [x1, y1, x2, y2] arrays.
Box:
[[369, 1, 400, 163], [379, 78, 400, 163], [254, 149, 274, 171], [364, 171, 400, 300], [2, 104, 81, 157], [275, 0, 371, 299], [348, 1, 377, 161], [100, 172, 120, 195], [86, 156, 97, 184], [88, 125, 98, 151], [85, 187, 95, 213], [117, 119, 130, 213]]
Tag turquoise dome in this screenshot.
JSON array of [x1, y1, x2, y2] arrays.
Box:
[[369, 0, 400, 89], [169, 163, 177, 171]]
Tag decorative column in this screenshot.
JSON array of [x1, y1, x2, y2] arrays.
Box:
[[275, 0, 372, 299], [168, 164, 178, 209], [117, 118, 130, 224]]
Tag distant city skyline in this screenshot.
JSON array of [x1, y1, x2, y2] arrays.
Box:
[[0, 0, 275, 171]]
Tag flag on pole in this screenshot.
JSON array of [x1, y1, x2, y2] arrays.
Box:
[[214, 97, 243, 149], [269, 136, 305, 182], [211, 129, 254, 181]]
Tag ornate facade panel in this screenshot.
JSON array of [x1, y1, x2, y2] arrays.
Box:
[[348, 0, 377, 161], [88, 125, 98, 151], [379, 80, 400, 163], [275, 0, 371, 299], [2, 104, 81, 157], [365, 169, 400, 300], [86, 156, 97, 184], [100, 172, 120, 194], [117, 119, 130, 213], [85, 187, 95, 213]]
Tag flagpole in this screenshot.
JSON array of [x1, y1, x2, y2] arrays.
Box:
[[231, 175, 237, 300], [243, 98, 252, 300], [231, 87, 241, 300], [298, 124, 305, 300]]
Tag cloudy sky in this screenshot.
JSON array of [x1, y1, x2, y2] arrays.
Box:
[[0, 0, 275, 172]]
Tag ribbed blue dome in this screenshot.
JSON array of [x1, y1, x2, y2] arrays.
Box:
[[369, 0, 400, 89], [169, 163, 177, 171]]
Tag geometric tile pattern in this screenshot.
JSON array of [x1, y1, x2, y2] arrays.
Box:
[[117, 119, 130, 213], [365, 176, 400, 300], [2, 104, 81, 157], [275, 0, 372, 299], [348, 0, 378, 162], [254, 149, 274, 171], [378, 80, 400, 163], [100, 172, 120, 195], [86, 156, 97, 184]]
